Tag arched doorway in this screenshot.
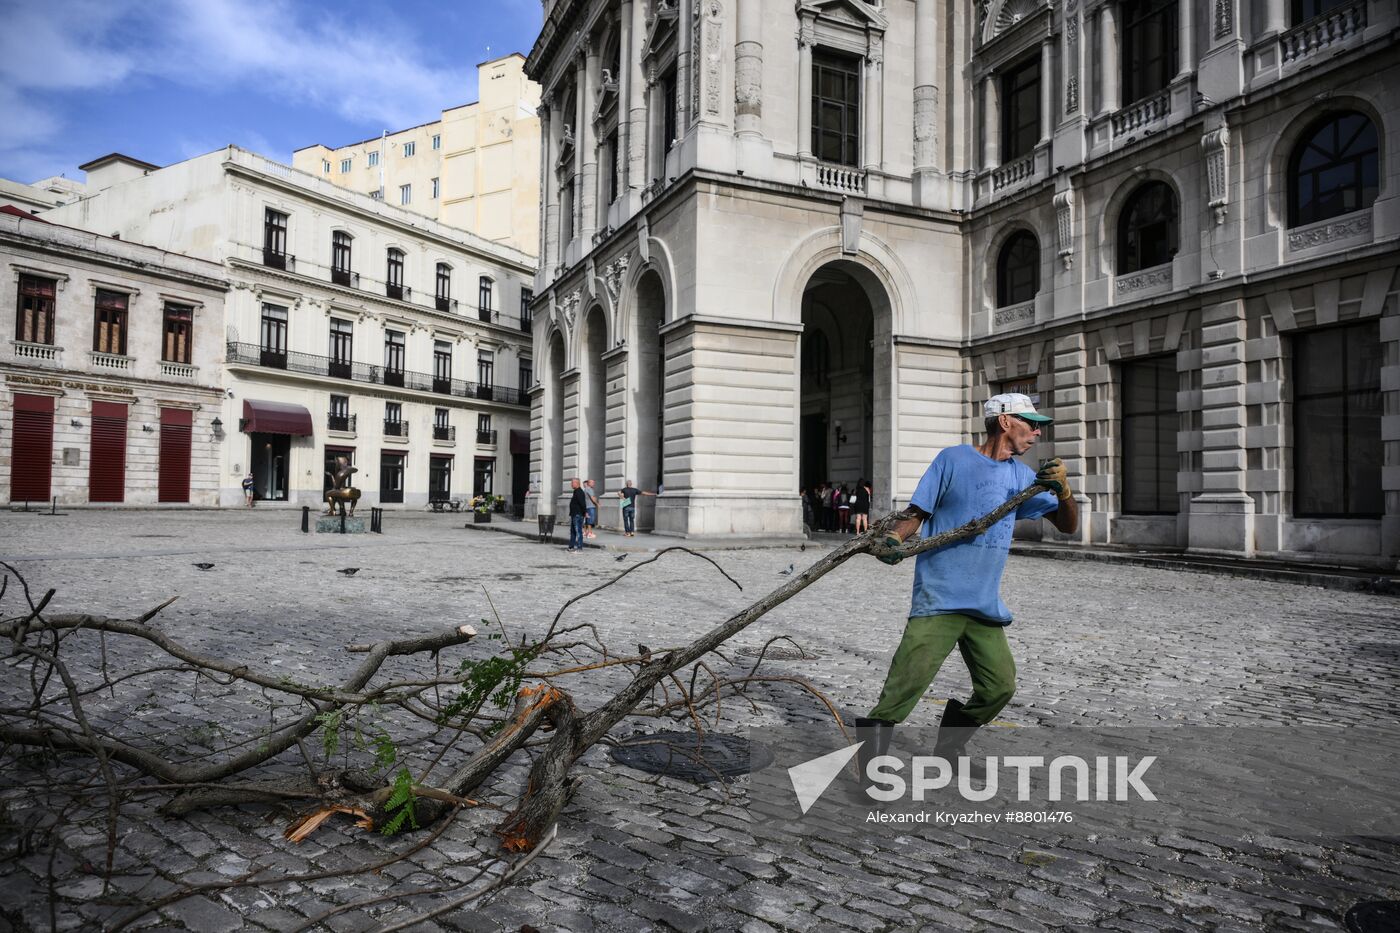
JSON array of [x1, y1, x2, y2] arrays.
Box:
[[580, 304, 608, 506], [799, 261, 892, 518], [629, 269, 667, 529], [544, 331, 566, 515]]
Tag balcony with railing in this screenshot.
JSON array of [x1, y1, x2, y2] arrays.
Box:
[[91, 351, 133, 371], [436, 296, 459, 313], [262, 249, 296, 271], [476, 306, 499, 324], [386, 283, 411, 301], [331, 268, 359, 288], [476, 429, 498, 446], [1281, 0, 1368, 68], [519, 315, 532, 334], [12, 341, 62, 366], [1111, 90, 1172, 138], [814, 162, 867, 194], [383, 419, 409, 438], [328, 412, 357, 433], [226, 342, 529, 405], [433, 424, 456, 442], [991, 153, 1036, 192], [160, 361, 198, 380]]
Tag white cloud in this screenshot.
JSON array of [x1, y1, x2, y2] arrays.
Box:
[[0, 0, 474, 179]]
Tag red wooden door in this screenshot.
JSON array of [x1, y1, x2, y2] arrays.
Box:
[[89, 401, 128, 503], [11, 393, 54, 503], [158, 408, 193, 503]]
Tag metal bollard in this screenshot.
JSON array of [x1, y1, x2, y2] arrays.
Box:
[[301, 506, 310, 533], [370, 507, 383, 534]]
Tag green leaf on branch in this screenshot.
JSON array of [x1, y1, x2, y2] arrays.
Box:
[[380, 766, 418, 836]]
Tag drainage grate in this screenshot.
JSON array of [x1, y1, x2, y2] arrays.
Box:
[[736, 645, 821, 661], [1346, 902, 1400, 933], [610, 731, 774, 783]]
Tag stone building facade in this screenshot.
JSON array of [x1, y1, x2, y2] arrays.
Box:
[[525, 0, 1399, 565], [293, 55, 543, 257], [45, 147, 537, 510], [1, 209, 227, 507]]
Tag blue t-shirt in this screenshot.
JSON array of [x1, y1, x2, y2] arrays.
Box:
[[908, 445, 1059, 625]]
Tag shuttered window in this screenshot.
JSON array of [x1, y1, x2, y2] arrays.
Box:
[[163, 303, 193, 363], [11, 394, 54, 502], [89, 401, 128, 503], [94, 289, 129, 355], [158, 408, 193, 503], [16, 275, 56, 344]]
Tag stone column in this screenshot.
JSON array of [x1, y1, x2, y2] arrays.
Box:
[[913, 0, 939, 176], [1177, 0, 1194, 79], [1053, 332, 1093, 544], [863, 48, 883, 172], [627, 0, 647, 197], [676, 0, 692, 131], [540, 104, 558, 279], [1262, 0, 1287, 35], [982, 75, 999, 169], [647, 68, 665, 181], [797, 23, 813, 159], [573, 56, 586, 245], [1039, 38, 1054, 143], [619, 0, 634, 197], [735, 0, 763, 137], [1099, 4, 1120, 115], [581, 41, 600, 246], [1189, 298, 1255, 555]]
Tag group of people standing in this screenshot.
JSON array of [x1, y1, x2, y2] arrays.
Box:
[[802, 479, 872, 534], [565, 477, 656, 551]]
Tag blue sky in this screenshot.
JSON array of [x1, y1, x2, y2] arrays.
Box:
[[0, 0, 543, 184]]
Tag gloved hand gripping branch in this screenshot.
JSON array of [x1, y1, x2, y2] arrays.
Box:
[[1035, 457, 1072, 501]]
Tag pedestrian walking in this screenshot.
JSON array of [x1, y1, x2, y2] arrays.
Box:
[[837, 484, 852, 533], [856, 393, 1079, 782], [566, 477, 588, 552], [241, 472, 256, 507], [618, 479, 655, 536], [583, 479, 600, 538]]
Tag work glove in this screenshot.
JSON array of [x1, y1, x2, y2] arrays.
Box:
[[1036, 458, 1071, 501], [876, 532, 906, 566]]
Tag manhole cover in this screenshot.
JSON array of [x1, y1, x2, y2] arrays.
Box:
[[1346, 901, 1400, 933], [610, 731, 773, 783], [735, 645, 821, 661]]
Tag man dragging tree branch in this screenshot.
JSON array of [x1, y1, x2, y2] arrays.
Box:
[[857, 393, 1079, 782]]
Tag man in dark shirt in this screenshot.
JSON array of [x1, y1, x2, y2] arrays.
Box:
[[567, 477, 588, 552], [618, 479, 655, 537]]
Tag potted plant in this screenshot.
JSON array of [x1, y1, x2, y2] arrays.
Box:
[[492, 494, 507, 513], [471, 496, 492, 523]]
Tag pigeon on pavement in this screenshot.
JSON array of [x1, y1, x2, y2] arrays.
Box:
[[192, 563, 215, 571], [614, 554, 628, 562], [779, 564, 795, 576], [338, 568, 361, 576]]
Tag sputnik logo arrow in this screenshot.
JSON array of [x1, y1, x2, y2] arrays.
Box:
[[788, 742, 862, 814]]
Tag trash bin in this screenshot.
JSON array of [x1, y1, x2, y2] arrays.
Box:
[[537, 514, 556, 543]]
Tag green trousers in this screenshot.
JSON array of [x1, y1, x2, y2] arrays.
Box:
[[868, 613, 1016, 725]]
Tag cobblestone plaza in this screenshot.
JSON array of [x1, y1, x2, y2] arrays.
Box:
[[2, 510, 1398, 931]]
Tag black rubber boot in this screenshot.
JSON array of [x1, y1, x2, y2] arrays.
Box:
[[854, 717, 895, 788], [934, 699, 986, 781]]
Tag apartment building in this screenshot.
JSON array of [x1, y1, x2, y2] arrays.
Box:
[[293, 55, 543, 256], [45, 148, 537, 510]]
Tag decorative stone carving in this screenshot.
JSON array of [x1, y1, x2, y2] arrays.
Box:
[[1287, 213, 1372, 251], [602, 255, 631, 308], [913, 86, 938, 168], [1053, 189, 1074, 269], [689, 0, 702, 122], [1064, 0, 1079, 113], [1213, 0, 1233, 39], [702, 1, 723, 116], [736, 53, 762, 116], [1065, 77, 1079, 114], [638, 215, 650, 262], [993, 301, 1036, 329], [981, 0, 1048, 45], [1201, 126, 1229, 226], [561, 289, 581, 333], [1115, 266, 1173, 295]]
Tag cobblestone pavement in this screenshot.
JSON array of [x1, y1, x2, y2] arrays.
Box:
[[2, 508, 1399, 932]]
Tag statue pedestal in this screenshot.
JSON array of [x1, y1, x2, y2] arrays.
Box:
[[316, 515, 366, 534]]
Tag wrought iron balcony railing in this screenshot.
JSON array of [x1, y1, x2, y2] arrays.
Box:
[[328, 412, 356, 432], [476, 429, 498, 446], [331, 268, 359, 288], [436, 296, 458, 313], [226, 342, 528, 406], [384, 419, 409, 438], [519, 315, 532, 334], [433, 425, 456, 441], [263, 249, 295, 271]]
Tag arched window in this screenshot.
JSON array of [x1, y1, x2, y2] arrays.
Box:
[[477, 276, 494, 322], [332, 231, 353, 286], [1288, 111, 1379, 228], [385, 248, 404, 299], [996, 231, 1040, 307], [1117, 181, 1178, 274]]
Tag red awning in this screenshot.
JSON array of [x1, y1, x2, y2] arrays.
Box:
[[241, 399, 313, 436], [510, 429, 531, 455]]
